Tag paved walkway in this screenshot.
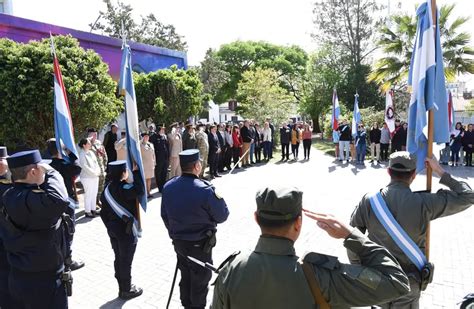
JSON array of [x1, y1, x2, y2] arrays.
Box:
[[70, 146, 474, 308]]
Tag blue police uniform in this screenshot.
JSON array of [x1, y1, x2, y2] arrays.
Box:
[[161, 149, 229, 309], [50, 153, 82, 266], [0, 150, 70, 309], [100, 161, 143, 299]]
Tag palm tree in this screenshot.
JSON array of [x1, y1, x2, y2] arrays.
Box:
[[369, 4, 474, 91]]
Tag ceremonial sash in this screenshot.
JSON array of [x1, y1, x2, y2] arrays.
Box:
[[368, 192, 427, 271], [104, 185, 141, 240]]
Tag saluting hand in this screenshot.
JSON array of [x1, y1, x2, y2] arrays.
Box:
[[303, 210, 352, 239], [425, 157, 445, 178]]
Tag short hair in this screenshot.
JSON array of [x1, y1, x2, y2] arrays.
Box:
[[87, 128, 97, 133], [46, 138, 59, 157], [10, 164, 36, 181], [78, 138, 89, 148], [388, 168, 415, 181], [181, 160, 198, 173], [256, 210, 301, 230]]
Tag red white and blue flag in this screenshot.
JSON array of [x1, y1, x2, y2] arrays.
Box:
[[385, 90, 395, 133], [332, 89, 340, 130], [447, 90, 454, 131], [51, 35, 78, 159]]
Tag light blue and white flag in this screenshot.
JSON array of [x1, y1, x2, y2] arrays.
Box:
[[332, 88, 340, 130], [407, 1, 449, 172], [119, 41, 147, 211], [351, 93, 361, 138], [51, 35, 78, 159]]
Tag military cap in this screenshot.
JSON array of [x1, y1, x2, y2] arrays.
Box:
[[179, 149, 200, 165], [0, 146, 8, 158], [389, 151, 416, 172], [7, 149, 52, 170], [256, 186, 303, 221], [170, 122, 178, 128], [108, 160, 127, 175]]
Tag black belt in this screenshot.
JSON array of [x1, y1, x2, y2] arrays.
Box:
[[10, 267, 63, 278]]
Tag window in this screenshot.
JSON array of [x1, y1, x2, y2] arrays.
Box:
[[0, 3, 4, 13]]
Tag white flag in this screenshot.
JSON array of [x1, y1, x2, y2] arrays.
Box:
[[385, 91, 395, 133]]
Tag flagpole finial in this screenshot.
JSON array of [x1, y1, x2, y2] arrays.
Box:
[[120, 20, 127, 47], [49, 32, 56, 56]]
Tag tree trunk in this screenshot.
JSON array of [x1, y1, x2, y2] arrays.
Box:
[[312, 116, 321, 133]]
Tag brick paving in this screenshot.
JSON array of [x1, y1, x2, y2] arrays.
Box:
[[69, 146, 474, 308]]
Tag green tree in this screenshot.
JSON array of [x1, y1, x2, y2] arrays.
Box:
[[236, 68, 293, 126], [300, 46, 343, 133], [215, 41, 308, 103], [339, 64, 384, 110], [369, 4, 474, 91], [134, 65, 204, 124], [90, 0, 187, 51], [0, 35, 122, 150], [196, 48, 230, 101], [312, 0, 381, 69]]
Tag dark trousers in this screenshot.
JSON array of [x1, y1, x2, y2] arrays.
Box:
[[107, 230, 137, 292], [262, 141, 271, 159], [173, 240, 212, 309], [9, 270, 67, 309], [381, 143, 389, 161], [291, 143, 299, 159], [303, 139, 311, 158], [209, 152, 219, 176], [217, 149, 225, 172], [269, 140, 274, 158], [281, 143, 289, 160], [232, 147, 240, 166], [155, 159, 169, 192], [465, 148, 473, 166], [224, 146, 232, 170], [255, 145, 262, 162]]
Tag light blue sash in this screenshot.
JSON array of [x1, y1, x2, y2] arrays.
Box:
[[368, 192, 427, 271], [104, 185, 141, 240]]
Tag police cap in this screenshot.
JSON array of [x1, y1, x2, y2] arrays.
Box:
[[0, 146, 7, 158], [389, 151, 416, 172], [179, 149, 200, 165], [108, 160, 127, 177], [6, 149, 52, 170], [256, 186, 302, 221]]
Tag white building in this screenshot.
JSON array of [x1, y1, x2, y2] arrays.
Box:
[[0, 0, 13, 14]]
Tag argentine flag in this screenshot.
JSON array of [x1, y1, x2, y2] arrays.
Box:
[[51, 35, 78, 159], [332, 89, 340, 130], [351, 93, 361, 138], [119, 42, 148, 211], [407, 1, 449, 172]]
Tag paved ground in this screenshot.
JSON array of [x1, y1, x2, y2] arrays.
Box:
[[70, 145, 474, 308]]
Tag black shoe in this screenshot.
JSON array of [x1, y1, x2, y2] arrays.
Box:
[[214, 174, 222, 178], [91, 209, 101, 216], [70, 260, 85, 271], [85, 212, 95, 218], [235, 166, 240, 169], [119, 285, 143, 300], [250, 161, 256, 164]]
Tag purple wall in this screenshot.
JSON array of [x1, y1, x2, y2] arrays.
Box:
[[0, 13, 188, 80]]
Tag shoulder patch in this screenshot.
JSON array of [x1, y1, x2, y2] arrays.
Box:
[[303, 252, 340, 270], [123, 183, 134, 190]]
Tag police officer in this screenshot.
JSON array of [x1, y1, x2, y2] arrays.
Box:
[[161, 149, 229, 309], [0, 149, 71, 308], [211, 186, 410, 308], [150, 124, 170, 193], [350, 152, 474, 308], [0, 146, 21, 308], [99, 160, 143, 300], [47, 138, 85, 271]]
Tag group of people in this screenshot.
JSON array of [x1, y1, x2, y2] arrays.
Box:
[[334, 119, 474, 167], [279, 121, 314, 161], [1, 135, 473, 308]]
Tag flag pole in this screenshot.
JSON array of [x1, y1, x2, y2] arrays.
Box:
[[425, 0, 437, 261]]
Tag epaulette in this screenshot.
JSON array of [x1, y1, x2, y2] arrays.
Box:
[[123, 183, 134, 190], [211, 251, 241, 286], [200, 178, 213, 187], [412, 189, 430, 194], [303, 252, 340, 270], [0, 179, 12, 185]]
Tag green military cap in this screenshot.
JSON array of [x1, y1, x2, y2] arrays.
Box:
[[389, 151, 417, 172], [256, 187, 302, 221]]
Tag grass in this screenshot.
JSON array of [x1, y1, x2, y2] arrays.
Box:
[[312, 138, 336, 157]]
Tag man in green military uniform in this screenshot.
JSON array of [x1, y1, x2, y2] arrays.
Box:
[[211, 186, 410, 309], [350, 152, 474, 308], [195, 123, 209, 179]]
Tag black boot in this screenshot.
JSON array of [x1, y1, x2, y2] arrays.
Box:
[[119, 285, 143, 300], [70, 259, 85, 271]]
